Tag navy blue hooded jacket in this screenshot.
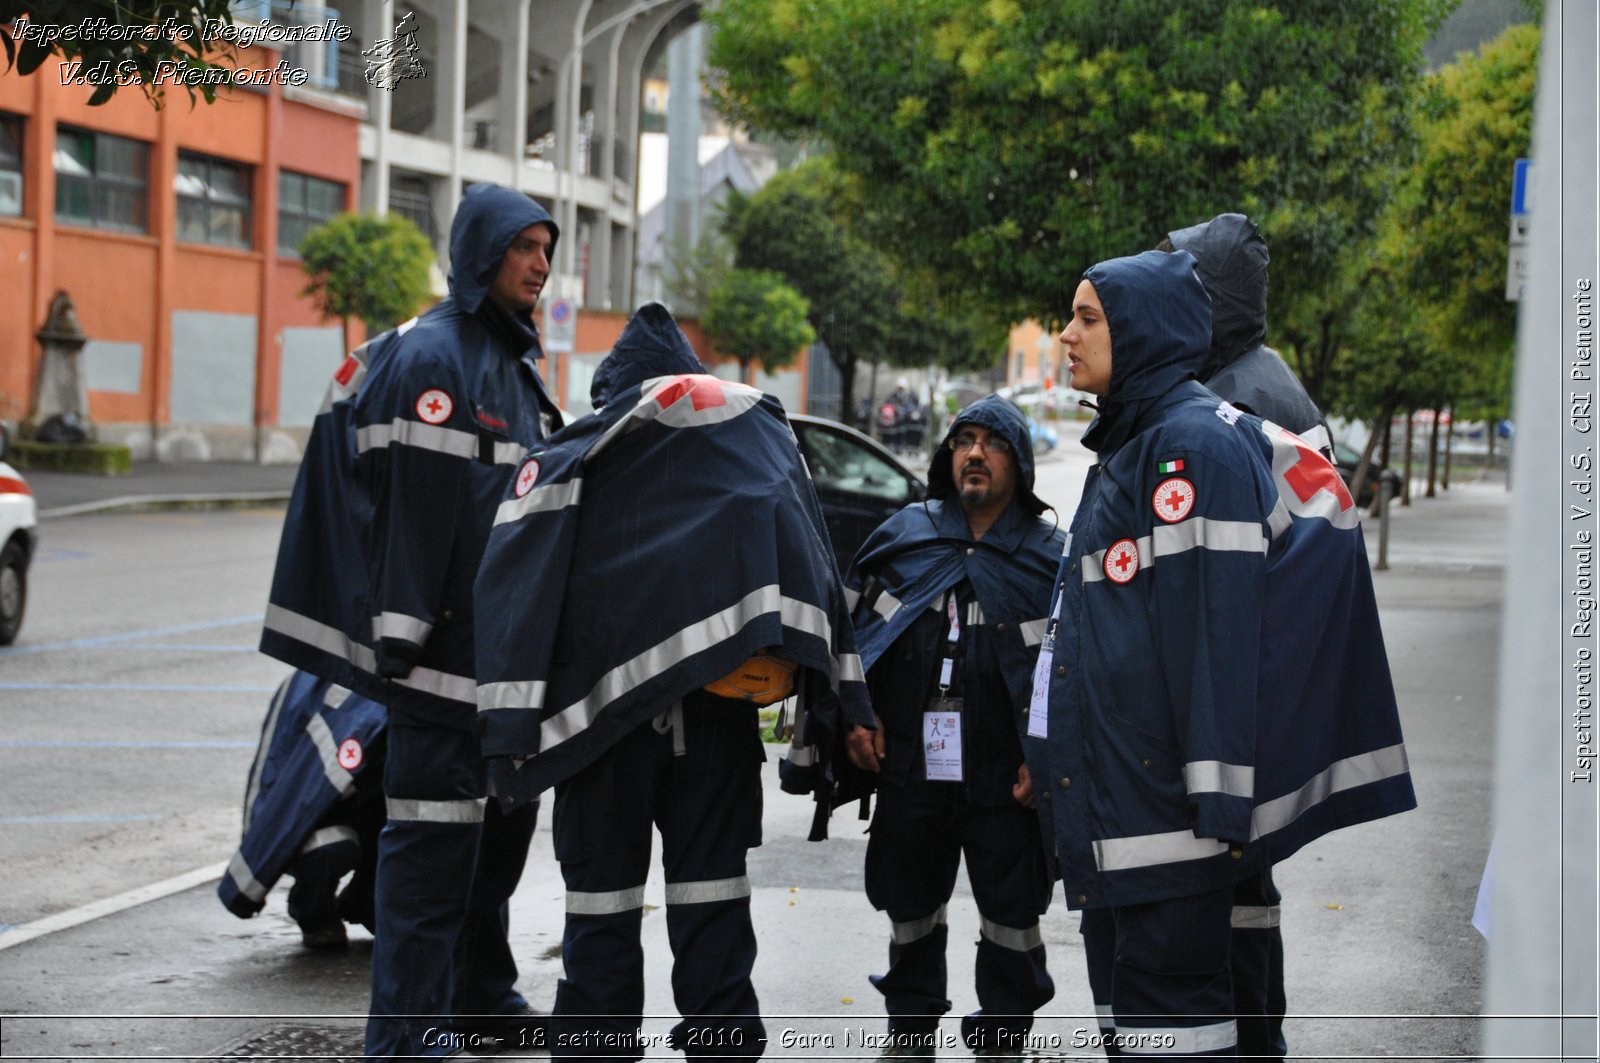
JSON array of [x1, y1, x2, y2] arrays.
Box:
[[1166, 213, 1331, 455], [1036, 250, 1414, 908], [474, 303, 871, 807], [841, 395, 1065, 809], [261, 185, 562, 727]]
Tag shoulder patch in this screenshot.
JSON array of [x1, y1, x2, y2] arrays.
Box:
[[514, 457, 540, 497], [1152, 477, 1196, 523], [1215, 401, 1243, 426], [416, 387, 455, 425], [1157, 458, 1185, 474], [337, 737, 363, 771]]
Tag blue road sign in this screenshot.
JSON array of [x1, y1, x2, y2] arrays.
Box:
[[1511, 158, 1532, 216]]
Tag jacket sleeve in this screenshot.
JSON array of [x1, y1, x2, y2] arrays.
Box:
[[1148, 448, 1269, 845], [352, 350, 470, 678]]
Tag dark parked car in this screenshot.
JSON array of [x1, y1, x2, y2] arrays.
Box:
[[790, 413, 926, 570], [1332, 442, 1405, 509]]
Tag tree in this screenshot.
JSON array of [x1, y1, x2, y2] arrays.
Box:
[[707, 0, 1451, 382], [299, 213, 435, 338], [3, 0, 258, 106], [702, 268, 816, 379], [662, 228, 733, 321]]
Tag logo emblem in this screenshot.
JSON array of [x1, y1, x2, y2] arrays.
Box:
[[416, 387, 454, 425], [514, 458, 540, 497], [1103, 538, 1140, 584], [337, 738, 364, 771], [334, 355, 360, 386], [1153, 477, 1196, 523]]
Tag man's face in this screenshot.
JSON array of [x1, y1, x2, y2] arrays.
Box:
[[1058, 278, 1113, 397], [488, 222, 554, 314], [950, 423, 1017, 515]]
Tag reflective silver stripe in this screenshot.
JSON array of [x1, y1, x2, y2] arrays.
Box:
[[299, 825, 359, 856], [785, 742, 817, 767], [665, 876, 751, 905], [386, 796, 486, 823], [1093, 829, 1230, 872], [872, 589, 903, 622], [890, 904, 947, 945], [372, 611, 432, 645], [323, 684, 352, 710], [833, 652, 865, 687], [1184, 760, 1254, 799], [492, 440, 525, 465], [844, 586, 862, 611], [541, 585, 783, 751], [1019, 618, 1049, 647], [1266, 496, 1293, 541], [394, 664, 478, 705], [966, 601, 985, 626], [356, 418, 477, 459], [1117, 1019, 1237, 1056], [1231, 904, 1281, 929], [1251, 743, 1411, 841], [1082, 536, 1152, 583], [979, 917, 1042, 952], [305, 714, 355, 794], [226, 851, 268, 903], [1094, 1003, 1115, 1029], [567, 885, 647, 915], [264, 604, 378, 674], [477, 679, 548, 713], [1297, 423, 1333, 455], [780, 594, 832, 641], [493, 476, 585, 528], [1152, 517, 1268, 559], [241, 679, 293, 833]]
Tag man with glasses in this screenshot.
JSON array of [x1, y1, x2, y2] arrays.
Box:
[[843, 396, 1064, 1059]]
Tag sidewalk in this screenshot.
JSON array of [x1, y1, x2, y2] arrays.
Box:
[[0, 462, 1507, 1062], [22, 462, 302, 520]]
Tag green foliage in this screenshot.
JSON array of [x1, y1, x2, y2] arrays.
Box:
[[3, 0, 248, 106], [707, 0, 1453, 410], [703, 268, 816, 375], [299, 212, 435, 337]]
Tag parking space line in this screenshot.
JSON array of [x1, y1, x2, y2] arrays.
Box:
[[0, 861, 228, 952], [0, 614, 264, 658]]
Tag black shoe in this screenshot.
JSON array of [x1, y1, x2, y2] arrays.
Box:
[[298, 920, 348, 950]]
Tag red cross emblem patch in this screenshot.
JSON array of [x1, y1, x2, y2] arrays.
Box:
[[1152, 477, 1196, 524], [514, 457, 540, 497], [1104, 538, 1140, 584], [337, 738, 363, 771], [644, 374, 762, 427], [415, 387, 454, 425]]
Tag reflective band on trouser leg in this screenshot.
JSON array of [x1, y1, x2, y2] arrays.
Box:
[[664, 876, 752, 905], [566, 884, 647, 915], [978, 916, 1042, 952], [891, 904, 948, 945], [1115, 1020, 1237, 1056], [1231, 867, 1287, 1063], [386, 796, 487, 823]]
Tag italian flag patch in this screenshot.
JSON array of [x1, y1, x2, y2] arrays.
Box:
[[1158, 459, 1185, 474]]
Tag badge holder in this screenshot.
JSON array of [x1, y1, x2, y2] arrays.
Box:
[[923, 591, 964, 782]]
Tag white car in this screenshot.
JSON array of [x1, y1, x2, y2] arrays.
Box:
[[0, 450, 37, 645]]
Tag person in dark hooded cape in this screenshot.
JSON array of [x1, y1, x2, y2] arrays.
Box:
[[474, 301, 870, 1062], [1161, 213, 1332, 457], [835, 395, 1064, 1057], [261, 183, 563, 1058], [1040, 250, 1414, 1057]]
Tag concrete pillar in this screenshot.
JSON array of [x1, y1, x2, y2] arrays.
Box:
[[664, 21, 702, 252]]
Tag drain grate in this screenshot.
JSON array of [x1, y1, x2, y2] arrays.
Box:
[[213, 1023, 364, 1062]]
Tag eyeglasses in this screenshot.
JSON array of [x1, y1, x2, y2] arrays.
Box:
[[949, 431, 1012, 457]]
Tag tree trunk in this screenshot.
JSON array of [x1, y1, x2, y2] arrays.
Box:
[[1442, 404, 1453, 491], [834, 350, 858, 426], [868, 356, 882, 440], [1425, 405, 1441, 498], [1403, 413, 1415, 507]]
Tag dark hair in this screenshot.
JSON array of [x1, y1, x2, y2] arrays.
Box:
[[1153, 236, 1176, 253]]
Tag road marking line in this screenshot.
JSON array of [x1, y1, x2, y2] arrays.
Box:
[[0, 740, 256, 749], [0, 683, 277, 693], [0, 861, 228, 952], [0, 614, 264, 658]]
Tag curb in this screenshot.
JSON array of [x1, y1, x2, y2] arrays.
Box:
[[37, 492, 293, 521]]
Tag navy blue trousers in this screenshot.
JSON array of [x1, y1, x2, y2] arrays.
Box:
[[864, 782, 1054, 1050], [1081, 868, 1282, 1059], [364, 718, 538, 1059], [551, 696, 767, 1063]]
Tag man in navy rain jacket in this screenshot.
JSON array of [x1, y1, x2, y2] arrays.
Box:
[[842, 395, 1063, 1057], [261, 183, 563, 1059], [1161, 212, 1335, 1060], [1040, 250, 1415, 1057], [474, 302, 871, 1062]]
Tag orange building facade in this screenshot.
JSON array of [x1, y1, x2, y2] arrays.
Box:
[[0, 43, 364, 460]]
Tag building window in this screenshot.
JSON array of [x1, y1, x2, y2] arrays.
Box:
[[0, 114, 22, 217], [278, 170, 344, 254], [176, 151, 252, 247], [54, 126, 149, 232]]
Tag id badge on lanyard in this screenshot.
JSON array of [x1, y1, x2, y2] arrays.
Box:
[[924, 591, 964, 782], [1027, 533, 1070, 739]]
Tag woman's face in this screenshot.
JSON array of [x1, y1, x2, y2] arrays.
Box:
[[1059, 279, 1113, 397]]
